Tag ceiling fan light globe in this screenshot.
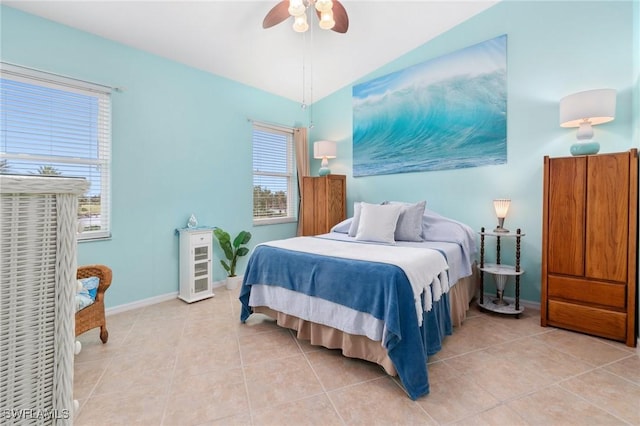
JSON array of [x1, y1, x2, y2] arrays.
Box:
[[288, 0, 306, 16], [293, 14, 309, 32], [319, 10, 335, 30], [315, 0, 333, 13]]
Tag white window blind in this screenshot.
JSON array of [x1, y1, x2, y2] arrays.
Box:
[[252, 123, 296, 225], [0, 63, 112, 240]]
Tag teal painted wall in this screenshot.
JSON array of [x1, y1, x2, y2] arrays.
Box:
[[310, 1, 638, 303], [1, 6, 305, 308], [2, 2, 637, 308]]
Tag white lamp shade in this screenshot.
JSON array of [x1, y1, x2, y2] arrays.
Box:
[[493, 198, 511, 219], [313, 140, 337, 159], [559, 88, 616, 128]]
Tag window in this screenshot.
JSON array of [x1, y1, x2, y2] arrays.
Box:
[[252, 123, 296, 225], [0, 63, 112, 240]]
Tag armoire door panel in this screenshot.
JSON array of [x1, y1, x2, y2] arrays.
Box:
[[302, 177, 317, 236], [327, 178, 345, 228], [301, 175, 346, 236], [314, 178, 328, 234], [585, 153, 629, 282], [547, 157, 586, 276]]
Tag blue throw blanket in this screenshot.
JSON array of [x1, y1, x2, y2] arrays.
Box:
[[239, 244, 452, 400]]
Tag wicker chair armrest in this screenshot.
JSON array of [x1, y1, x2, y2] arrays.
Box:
[[77, 265, 112, 302]]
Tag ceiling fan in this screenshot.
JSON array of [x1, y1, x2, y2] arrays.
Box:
[[263, 0, 349, 34]]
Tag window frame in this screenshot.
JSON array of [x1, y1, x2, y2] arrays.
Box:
[[252, 122, 297, 226], [0, 62, 112, 241]]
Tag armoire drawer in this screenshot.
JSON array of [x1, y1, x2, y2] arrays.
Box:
[[547, 300, 627, 341], [547, 275, 626, 309]]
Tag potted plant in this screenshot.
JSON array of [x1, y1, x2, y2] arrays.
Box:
[[213, 227, 252, 290]]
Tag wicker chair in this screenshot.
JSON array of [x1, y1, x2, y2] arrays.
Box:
[[76, 264, 112, 343]]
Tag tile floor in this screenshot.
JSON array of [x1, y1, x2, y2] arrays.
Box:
[[74, 287, 640, 425]]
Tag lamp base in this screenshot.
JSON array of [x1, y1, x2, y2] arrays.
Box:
[[318, 167, 331, 176], [570, 141, 600, 156]]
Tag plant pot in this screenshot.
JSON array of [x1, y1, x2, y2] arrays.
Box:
[[226, 275, 243, 290]]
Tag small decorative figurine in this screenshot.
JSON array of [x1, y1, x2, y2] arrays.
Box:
[[187, 213, 198, 228]]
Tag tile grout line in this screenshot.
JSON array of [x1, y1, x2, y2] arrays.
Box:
[[230, 289, 257, 426]]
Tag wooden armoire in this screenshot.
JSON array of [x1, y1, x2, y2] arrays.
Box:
[[301, 174, 346, 236], [541, 149, 638, 347]]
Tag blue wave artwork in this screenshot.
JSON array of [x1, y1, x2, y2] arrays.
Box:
[[352, 35, 507, 177]]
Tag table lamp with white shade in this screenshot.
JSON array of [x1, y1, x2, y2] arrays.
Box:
[[313, 140, 337, 176], [559, 88, 616, 156]]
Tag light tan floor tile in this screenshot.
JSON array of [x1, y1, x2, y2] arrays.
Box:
[[305, 348, 386, 391], [451, 404, 528, 426], [103, 349, 177, 376], [604, 353, 640, 385], [174, 345, 242, 375], [238, 327, 301, 365], [436, 315, 518, 358], [73, 357, 111, 400], [423, 359, 462, 386], [170, 367, 244, 396], [508, 384, 625, 425], [443, 348, 504, 374], [243, 354, 324, 410], [416, 375, 499, 424], [469, 358, 556, 401], [560, 368, 640, 424], [75, 393, 168, 426], [483, 337, 594, 381], [533, 329, 631, 366], [329, 376, 435, 424], [92, 368, 173, 397], [162, 381, 249, 425], [74, 336, 125, 362], [252, 394, 342, 426]]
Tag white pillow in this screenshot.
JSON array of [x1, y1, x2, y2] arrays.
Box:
[[389, 201, 426, 242], [331, 217, 352, 234], [348, 202, 362, 237], [355, 203, 402, 244]]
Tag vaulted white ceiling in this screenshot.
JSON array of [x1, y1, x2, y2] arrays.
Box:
[[4, 1, 498, 103]]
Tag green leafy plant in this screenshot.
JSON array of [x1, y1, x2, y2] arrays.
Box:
[[213, 228, 252, 277]]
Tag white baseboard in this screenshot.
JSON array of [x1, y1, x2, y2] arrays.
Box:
[[105, 292, 178, 316], [105, 280, 229, 316], [212, 280, 226, 289]]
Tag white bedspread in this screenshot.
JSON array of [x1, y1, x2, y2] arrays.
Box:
[[261, 236, 449, 325]]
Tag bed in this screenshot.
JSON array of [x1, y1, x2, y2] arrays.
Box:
[[239, 202, 477, 400]]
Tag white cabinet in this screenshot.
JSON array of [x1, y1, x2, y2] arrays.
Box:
[[177, 227, 215, 303]]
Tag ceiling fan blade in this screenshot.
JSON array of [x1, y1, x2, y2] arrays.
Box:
[[263, 1, 290, 29], [331, 0, 349, 33]]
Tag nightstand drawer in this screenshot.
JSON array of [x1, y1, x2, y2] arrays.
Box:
[[548, 275, 626, 309]]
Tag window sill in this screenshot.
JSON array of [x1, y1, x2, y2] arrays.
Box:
[[253, 217, 297, 226]]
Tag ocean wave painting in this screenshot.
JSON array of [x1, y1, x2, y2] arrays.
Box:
[[353, 35, 507, 177]]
